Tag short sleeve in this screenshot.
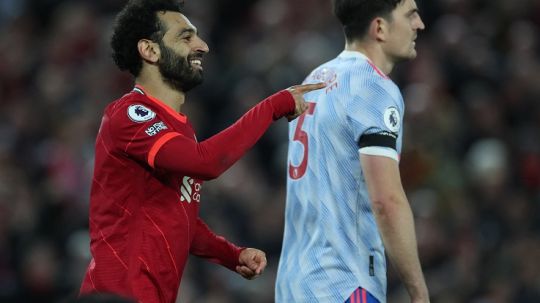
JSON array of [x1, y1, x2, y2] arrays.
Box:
[[344, 80, 403, 161]]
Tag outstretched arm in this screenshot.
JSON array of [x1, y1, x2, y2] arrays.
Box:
[[155, 83, 325, 180], [361, 154, 430, 303]]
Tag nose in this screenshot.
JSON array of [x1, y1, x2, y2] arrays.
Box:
[[194, 36, 209, 53], [416, 15, 426, 31]]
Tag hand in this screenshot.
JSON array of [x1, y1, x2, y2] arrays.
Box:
[[235, 248, 267, 280], [285, 82, 326, 121]]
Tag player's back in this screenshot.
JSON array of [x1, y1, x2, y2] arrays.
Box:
[[276, 51, 404, 303]]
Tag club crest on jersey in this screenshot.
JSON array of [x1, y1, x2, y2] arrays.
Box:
[[127, 104, 156, 123], [383, 106, 400, 132]]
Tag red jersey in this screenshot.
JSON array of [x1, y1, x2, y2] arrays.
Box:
[[80, 85, 295, 303]]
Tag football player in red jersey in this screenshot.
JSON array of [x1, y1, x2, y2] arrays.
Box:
[[79, 0, 324, 302]]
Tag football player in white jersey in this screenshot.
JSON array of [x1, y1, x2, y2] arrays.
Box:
[[276, 0, 429, 302]]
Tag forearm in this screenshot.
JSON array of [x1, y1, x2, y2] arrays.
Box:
[[372, 193, 429, 300], [155, 90, 294, 180], [190, 218, 243, 271]]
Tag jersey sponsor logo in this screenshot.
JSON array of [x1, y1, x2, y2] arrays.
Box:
[[311, 67, 338, 93], [145, 121, 168, 136], [179, 176, 201, 203], [383, 106, 400, 132], [127, 104, 156, 122]]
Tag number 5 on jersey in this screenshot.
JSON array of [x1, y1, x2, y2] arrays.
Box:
[[289, 102, 316, 180]]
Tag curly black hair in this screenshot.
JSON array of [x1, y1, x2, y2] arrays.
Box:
[[110, 0, 185, 77], [332, 0, 402, 42]]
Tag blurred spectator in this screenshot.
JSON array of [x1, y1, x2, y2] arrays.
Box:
[[0, 0, 539, 302]]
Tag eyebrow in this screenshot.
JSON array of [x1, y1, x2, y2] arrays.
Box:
[[407, 8, 420, 16], [178, 28, 197, 36]]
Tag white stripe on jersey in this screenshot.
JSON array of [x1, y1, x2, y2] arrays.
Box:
[[359, 146, 399, 162]]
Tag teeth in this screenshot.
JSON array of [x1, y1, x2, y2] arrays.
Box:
[[191, 59, 202, 66]]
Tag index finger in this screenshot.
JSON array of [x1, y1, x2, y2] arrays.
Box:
[[294, 82, 326, 93]]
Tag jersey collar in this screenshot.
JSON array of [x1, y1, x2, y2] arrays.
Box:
[[132, 85, 187, 124], [338, 50, 389, 79]]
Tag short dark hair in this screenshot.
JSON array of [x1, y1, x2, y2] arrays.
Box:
[[111, 0, 185, 77], [332, 0, 403, 42]]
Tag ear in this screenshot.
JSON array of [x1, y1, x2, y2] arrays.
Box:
[[137, 39, 160, 63], [368, 17, 389, 42]]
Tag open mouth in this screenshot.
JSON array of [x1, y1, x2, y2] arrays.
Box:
[[189, 58, 203, 69]]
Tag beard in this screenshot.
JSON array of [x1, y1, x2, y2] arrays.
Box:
[[157, 41, 204, 93]]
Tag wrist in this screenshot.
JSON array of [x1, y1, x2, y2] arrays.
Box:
[[235, 247, 247, 266], [267, 90, 295, 120]]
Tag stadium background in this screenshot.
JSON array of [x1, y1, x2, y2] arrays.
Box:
[[0, 0, 539, 302]]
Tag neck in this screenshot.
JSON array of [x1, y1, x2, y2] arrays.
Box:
[[135, 69, 186, 113], [345, 41, 394, 75]]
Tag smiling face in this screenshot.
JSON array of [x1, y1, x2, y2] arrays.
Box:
[[156, 12, 209, 92], [383, 0, 425, 62]]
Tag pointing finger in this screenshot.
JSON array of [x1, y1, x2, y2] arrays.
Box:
[[293, 82, 326, 93]]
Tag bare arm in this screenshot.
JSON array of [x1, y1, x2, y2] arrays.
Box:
[[360, 154, 429, 303]]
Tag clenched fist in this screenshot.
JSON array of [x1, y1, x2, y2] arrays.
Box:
[[236, 248, 267, 280]]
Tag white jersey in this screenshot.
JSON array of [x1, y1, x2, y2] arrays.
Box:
[[276, 51, 404, 303]]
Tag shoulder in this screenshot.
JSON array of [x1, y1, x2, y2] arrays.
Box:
[[304, 59, 338, 84], [349, 71, 402, 109], [317, 54, 401, 106], [99, 93, 166, 142], [341, 70, 403, 132], [107, 92, 161, 124]]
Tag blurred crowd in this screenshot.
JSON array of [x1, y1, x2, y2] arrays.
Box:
[[0, 0, 539, 302]]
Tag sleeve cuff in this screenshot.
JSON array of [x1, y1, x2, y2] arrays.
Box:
[[222, 245, 245, 271], [359, 146, 399, 162], [269, 90, 295, 120]]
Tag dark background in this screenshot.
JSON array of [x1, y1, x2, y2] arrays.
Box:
[[0, 0, 539, 302]]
